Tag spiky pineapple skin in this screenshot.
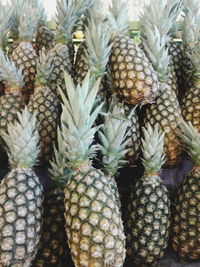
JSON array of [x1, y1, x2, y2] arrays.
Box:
[[64, 166, 126, 267], [35, 26, 55, 55], [126, 174, 170, 266], [144, 84, 183, 167], [0, 93, 25, 149], [168, 42, 185, 99], [32, 188, 69, 267], [181, 82, 200, 133], [28, 87, 60, 164], [168, 59, 178, 96], [49, 43, 73, 96], [108, 34, 159, 106], [10, 42, 38, 103], [0, 168, 43, 266], [73, 42, 87, 85], [172, 166, 200, 261]]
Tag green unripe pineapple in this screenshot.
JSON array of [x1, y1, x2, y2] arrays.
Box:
[[0, 108, 43, 266], [126, 124, 171, 266]]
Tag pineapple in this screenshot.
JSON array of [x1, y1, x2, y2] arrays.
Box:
[[0, 50, 25, 151], [126, 124, 171, 266], [58, 71, 126, 267], [140, 0, 183, 167], [49, 0, 92, 96], [32, 189, 69, 266], [35, 1, 55, 55], [107, 0, 159, 106], [172, 121, 200, 261], [182, 43, 200, 133], [0, 108, 43, 266], [28, 49, 60, 165], [10, 0, 39, 103], [33, 130, 70, 267]]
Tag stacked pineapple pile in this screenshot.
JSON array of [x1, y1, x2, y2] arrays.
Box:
[[0, 0, 200, 266]]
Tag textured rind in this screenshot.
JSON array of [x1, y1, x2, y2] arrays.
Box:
[[64, 167, 126, 267], [144, 83, 183, 167], [0, 168, 43, 266], [168, 42, 185, 100], [0, 93, 25, 150], [126, 174, 171, 266], [35, 26, 55, 55], [122, 104, 141, 165], [108, 34, 159, 106], [10, 41, 37, 103], [181, 82, 200, 133], [168, 59, 178, 96], [49, 42, 73, 96], [28, 86, 60, 164], [172, 166, 200, 261], [32, 188, 69, 267]]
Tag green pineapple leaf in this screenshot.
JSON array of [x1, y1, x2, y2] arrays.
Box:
[[142, 123, 165, 174], [35, 48, 53, 87], [1, 107, 40, 169], [98, 100, 133, 177], [57, 71, 104, 168], [0, 49, 24, 90]]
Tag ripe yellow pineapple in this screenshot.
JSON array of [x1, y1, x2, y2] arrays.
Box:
[[172, 121, 200, 261], [107, 0, 159, 106], [28, 49, 60, 165], [140, 0, 183, 167], [126, 124, 171, 266], [58, 71, 126, 267], [0, 50, 25, 151], [0, 108, 43, 266], [10, 0, 39, 103]]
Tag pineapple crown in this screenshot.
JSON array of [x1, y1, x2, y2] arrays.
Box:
[[140, 0, 182, 82], [0, 49, 24, 90], [142, 123, 165, 174], [0, 3, 12, 48], [84, 11, 113, 79], [35, 49, 53, 87], [18, 0, 39, 41], [180, 121, 200, 165], [108, 0, 130, 35], [141, 0, 182, 39], [98, 101, 133, 177], [49, 128, 71, 187], [10, 0, 26, 40], [141, 26, 169, 82], [1, 107, 40, 169], [55, 0, 94, 42], [58, 71, 104, 168], [183, 0, 200, 49]]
